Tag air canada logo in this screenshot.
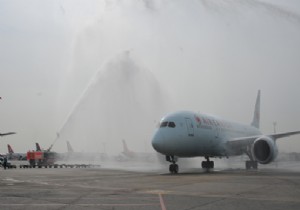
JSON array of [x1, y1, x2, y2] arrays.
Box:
[[194, 115, 201, 126]]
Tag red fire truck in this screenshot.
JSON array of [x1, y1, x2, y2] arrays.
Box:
[[27, 150, 57, 167]]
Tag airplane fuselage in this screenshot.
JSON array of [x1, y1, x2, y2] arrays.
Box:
[[7, 153, 26, 161], [152, 111, 261, 158], [152, 91, 300, 173]]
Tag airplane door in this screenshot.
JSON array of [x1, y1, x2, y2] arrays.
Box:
[[212, 126, 221, 150], [214, 126, 220, 139], [185, 118, 194, 137]]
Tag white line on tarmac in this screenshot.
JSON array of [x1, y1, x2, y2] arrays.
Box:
[[0, 203, 158, 206], [159, 193, 167, 210]]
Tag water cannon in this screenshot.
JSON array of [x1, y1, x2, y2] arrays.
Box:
[[47, 132, 60, 152], [46, 144, 53, 152]]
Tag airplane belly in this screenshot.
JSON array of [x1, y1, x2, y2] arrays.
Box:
[[171, 140, 223, 157], [172, 140, 200, 157], [152, 130, 198, 156], [167, 133, 211, 157], [152, 119, 226, 157]]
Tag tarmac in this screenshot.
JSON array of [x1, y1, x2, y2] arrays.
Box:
[[1, 161, 300, 210]]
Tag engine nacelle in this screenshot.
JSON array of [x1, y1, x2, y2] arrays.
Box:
[[251, 136, 278, 164]]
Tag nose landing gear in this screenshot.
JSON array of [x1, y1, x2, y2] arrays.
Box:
[[166, 155, 179, 174], [201, 156, 214, 169], [169, 163, 179, 174]]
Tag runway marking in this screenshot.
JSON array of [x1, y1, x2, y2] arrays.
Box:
[[2, 177, 65, 187], [0, 203, 158, 206], [2, 178, 24, 183], [0, 196, 158, 200], [159, 193, 167, 210], [144, 189, 172, 194]]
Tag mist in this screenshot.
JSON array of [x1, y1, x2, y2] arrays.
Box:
[[56, 51, 169, 154], [0, 0, 300, 157]]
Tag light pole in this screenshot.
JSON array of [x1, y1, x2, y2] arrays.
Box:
[[273, 122, 277, 134]]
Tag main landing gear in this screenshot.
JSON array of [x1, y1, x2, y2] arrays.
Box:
[[166, 155, 179, 174], [245, 160, 258, 170], [201, 156, 214, 170], [245, 146, 258, 170]]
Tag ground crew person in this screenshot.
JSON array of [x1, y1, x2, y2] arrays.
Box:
[[3, 157, 7, 170]]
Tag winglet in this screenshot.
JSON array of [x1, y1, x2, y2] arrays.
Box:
[[251, 90, 260, 129]]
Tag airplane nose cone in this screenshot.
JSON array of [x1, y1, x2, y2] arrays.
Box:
[[152, 131, 165, 153]]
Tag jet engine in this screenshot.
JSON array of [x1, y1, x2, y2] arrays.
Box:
[[251, 136, 278, 164]]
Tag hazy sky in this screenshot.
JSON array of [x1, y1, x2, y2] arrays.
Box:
[[0, 0, 300, 154]]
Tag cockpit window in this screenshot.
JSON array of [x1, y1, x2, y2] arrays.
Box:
[[168, 122, 176, 128], [160, 121, 168, 128], [160, 121, 176, 128]]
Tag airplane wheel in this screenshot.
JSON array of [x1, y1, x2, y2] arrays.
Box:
[[202, 161, 214, 169], [174, 164, 178, 173], [245, 161, 258, 170], [169, 164, 179, 174], [209, 161, 214, 169], [246, 161, 251, 170], [252, 161, 258, 169]]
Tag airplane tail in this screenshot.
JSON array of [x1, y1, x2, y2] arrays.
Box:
[[67, 141, 74, 153], [7, 144, 14, 154], [122, 139, 130, 153], [36, 143, 41, 151], [251, 90, 260, 129]]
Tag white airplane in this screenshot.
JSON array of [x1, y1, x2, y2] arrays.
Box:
[[116, 139, 155, 162], [152, 90, 300, 173], [66, 141, 74, 153], [61, 141, 107, 161], [7, 144, 26, 160]]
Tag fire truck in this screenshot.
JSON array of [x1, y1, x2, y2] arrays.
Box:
[[26, 150, 58, 167]]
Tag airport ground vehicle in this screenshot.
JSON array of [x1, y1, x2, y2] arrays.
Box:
[[21, 151, 100, 169], [26, 150, 57, 167], [0, 156, 17, 169]]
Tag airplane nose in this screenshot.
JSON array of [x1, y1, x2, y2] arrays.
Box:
[[151, 131, 165, 153]]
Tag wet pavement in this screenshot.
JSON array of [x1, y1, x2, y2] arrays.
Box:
[[0, 164, 300, 210]]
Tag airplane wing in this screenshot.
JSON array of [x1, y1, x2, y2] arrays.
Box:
[[226, 136, 260, 152], [268, 131, 300, 140], [0, 132, 16, 137], [226, 131, 300, 151]]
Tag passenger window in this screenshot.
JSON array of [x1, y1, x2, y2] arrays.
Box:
[[168, 122, 176, 128], [160, 121, 168, 128]]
